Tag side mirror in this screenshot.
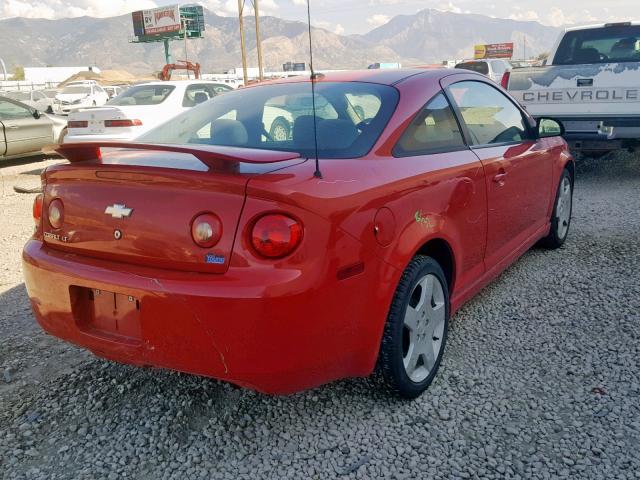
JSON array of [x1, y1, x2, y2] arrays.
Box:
[[537, 117, 564, 138], [32, 109, 41, 119]]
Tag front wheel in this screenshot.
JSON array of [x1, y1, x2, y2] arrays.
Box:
[[540, 168, 573, 249], [376, 255, 449, 399]]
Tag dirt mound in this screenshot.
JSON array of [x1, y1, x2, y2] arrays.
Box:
[[59, 69, 153, 86]]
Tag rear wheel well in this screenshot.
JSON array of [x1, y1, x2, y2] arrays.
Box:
[[415, 239, 455, 293], [565, 160, 575, 183]]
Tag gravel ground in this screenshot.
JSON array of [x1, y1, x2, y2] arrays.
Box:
[[1, 152, 639, 480]]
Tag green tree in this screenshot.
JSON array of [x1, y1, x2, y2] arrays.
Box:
[[13, 65, 25, 80]]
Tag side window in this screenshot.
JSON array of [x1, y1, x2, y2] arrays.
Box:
[[261, 93, 337, 144], [393, 92, 466, 156], [33, 91, 46, 100], [193, 109, 237, 142], [0, 99, 33, 120], [345, 93, 382, 122], [448, 81, 529, 145], [183, 84, 215, 107]]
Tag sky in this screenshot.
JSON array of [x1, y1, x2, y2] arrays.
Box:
[[0, 0, 637, 35]]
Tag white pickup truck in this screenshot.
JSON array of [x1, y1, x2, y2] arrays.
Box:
[[504, 22, 640, 155]]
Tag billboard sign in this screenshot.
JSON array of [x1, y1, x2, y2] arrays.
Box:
[[131, 5, 181, 37], [474, 43, 514, 59]]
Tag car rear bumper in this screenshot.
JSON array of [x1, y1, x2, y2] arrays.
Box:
[[22, 239, 392, 394], [64, 133, 136, 143]]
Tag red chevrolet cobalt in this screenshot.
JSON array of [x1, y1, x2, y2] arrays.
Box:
[[23, 70, 573, 398]]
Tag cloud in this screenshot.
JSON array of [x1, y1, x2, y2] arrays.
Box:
[[0, 0, 157, 19], [508, 9, 540, 22], [366, 14, 389, 27], [313, 20, 345, 35], [435, 1, 462, 14], [292, 0, 307, 6]]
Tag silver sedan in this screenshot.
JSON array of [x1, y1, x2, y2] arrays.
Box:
[[0, 96, 67, 161]]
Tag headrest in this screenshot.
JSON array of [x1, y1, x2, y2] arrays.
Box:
[[292, 115, 317, 147], [317, 119, 358, 150], [209, 119, 248, 146], [194, 91, 209, 104]]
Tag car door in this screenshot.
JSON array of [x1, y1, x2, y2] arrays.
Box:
[[0, 98, 53, 156], [442, 77, 552, 272], [391, 91, 488, 295]]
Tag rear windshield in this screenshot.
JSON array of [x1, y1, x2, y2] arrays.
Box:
[[455, 62, 489, 75], [138, 82, 399, 159], [554, 25, 640, 65], [107, 84, 175, 106]]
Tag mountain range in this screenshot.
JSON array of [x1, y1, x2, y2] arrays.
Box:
[[0, 8, 560, 75]]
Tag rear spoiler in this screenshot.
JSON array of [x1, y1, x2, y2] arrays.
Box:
[[43, 142, 301, 169]]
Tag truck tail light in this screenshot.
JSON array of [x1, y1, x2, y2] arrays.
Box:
[[33, 194, 43, 225], [48, 198, 64, 229], [68, 120, 88, 128], [500, 71, 510, 89], [105, 119, 143, 127], [191, 213, 222, 248], [250, 214, 303, 258]]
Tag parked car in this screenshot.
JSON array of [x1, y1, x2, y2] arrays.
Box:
[[104, 85, 125, 99], [53, 83, 110, 114], [24, 69, 573, 398], [504, 21, 640, 156], [0, 96, 67, 161], [64, 80, 233, 143], [455, 59, 511, 83], [3, 90, 55, 113]]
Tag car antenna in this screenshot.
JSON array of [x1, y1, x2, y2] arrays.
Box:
[[306, 0, 322, 178]]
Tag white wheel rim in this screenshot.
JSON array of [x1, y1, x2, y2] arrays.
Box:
[[555, 176, 572, 239], [402, 274, 446, 383]]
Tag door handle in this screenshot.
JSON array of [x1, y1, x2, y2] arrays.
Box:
[[493, 172, 508, 183], [5, 124, 19, 129]]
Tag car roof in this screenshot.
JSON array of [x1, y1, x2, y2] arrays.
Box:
[[246, 68, 459, 87], [135, 80, 228, 87], [563, 21, 640, 33]]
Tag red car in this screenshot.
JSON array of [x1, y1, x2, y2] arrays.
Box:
[[23, 69, 573, 398]]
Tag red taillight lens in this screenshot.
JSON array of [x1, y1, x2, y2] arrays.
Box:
[[191, 213, 222, 248], [105, 119, 143, 127], [251, 214, 303, 258], [33, 194, 43, 225], [500, 71, 511, 89], [48, 198, 64, 229], [67, 120, 88, 128]]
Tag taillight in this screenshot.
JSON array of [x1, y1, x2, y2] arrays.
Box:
[[191, 213, 222, 248], [48, 198, 64, 229], [67, 120, 88, 128], [250, 214, 303, 259], [500, 71, 511, 89], [33, 194, 43, 225], [105, 119, 143, 127]]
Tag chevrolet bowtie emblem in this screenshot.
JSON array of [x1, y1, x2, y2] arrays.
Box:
[[105, 204, 133, 219]]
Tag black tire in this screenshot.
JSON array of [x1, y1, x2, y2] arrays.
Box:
[[376, 255, 450, 399], [540, 168, 573, 249], [269, 117, 291, 142]]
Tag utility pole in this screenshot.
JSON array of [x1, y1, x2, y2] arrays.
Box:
[[183, 20, 189, 79], [523, 34, 526, 61], [238, 0, 249, 86], [253, 0, 264, 80]]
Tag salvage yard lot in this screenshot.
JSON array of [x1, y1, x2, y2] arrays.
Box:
[[1, 154, 639, 479]]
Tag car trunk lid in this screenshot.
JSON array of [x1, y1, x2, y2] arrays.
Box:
[[41, 142, 303, 273]]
